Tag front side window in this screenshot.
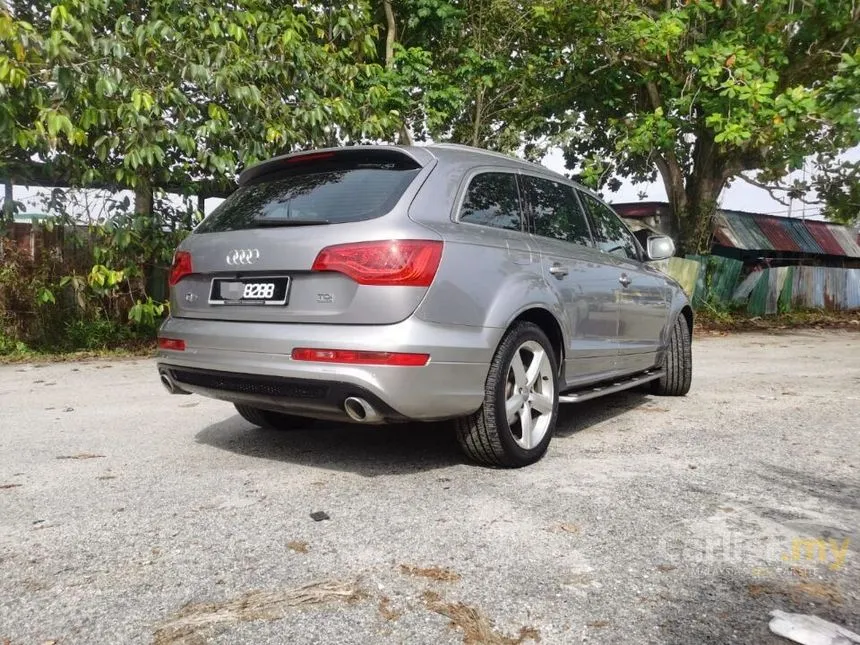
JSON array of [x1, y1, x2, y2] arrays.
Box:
[[578, 191, 640, 260], [458, 172, 523, 231], [522, 175, 592, 246]]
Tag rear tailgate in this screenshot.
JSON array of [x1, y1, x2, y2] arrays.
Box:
[[169, 147, 441, 325]]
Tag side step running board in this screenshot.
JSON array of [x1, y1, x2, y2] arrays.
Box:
[[558, 370, 664, 404]]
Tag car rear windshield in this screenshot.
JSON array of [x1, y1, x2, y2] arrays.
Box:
[[195, 162, 421, 233]]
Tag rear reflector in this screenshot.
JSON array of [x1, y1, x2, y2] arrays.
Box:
[[158, 338, 186, 351], [311, 239, 443, 287], [291, 348, 430, 367], [168, 251, 193, 286]]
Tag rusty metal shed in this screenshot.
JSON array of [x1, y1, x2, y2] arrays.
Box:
[[613, 202, 860, 267]]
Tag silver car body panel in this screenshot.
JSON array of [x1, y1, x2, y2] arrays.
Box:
[[157, 143, 691, 422]]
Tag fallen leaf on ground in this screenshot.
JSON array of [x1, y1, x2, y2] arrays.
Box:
[[640, 407, 669, 413], [56, 453, 104, 460], [421, 592, 540, 644], [378, 596, 402, 621], [748, 581, 842, 606], [153, 580, 361, 645], [587, 621, 610, 628], [400, 564, 461, 582], [557, 524, 580, 534], [0, 484, 22, 490], [287, 541, 308, 554], [562, 573, 593, 586], [656, 564, 676, 573], [790, 582, 843, 605]]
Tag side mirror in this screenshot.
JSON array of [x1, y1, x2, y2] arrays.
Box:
[[646, 235, 675, 261]]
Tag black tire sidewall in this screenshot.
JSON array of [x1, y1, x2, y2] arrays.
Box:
[[489, 323, 560, 465]]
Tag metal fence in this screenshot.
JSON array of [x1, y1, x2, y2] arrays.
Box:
[[656, 255, 860, 314]]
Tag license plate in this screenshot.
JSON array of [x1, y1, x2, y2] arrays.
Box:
[[209, 276, 290, 305]]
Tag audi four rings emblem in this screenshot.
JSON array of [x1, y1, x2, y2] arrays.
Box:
[[226, 248, 260, 265]]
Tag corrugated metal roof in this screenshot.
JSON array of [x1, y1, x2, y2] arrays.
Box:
[[614, 201, 859, 257], [803, 220, 846, 256], [755, 215, 802, 252], [713, 213, 744, 249], [826, 224, 860, 257], [714, 210, 859, 257], [788, 218, 825, 254], [721, 210, 773, 250]]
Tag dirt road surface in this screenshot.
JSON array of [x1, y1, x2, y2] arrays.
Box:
[[1, 331, 858, 644]]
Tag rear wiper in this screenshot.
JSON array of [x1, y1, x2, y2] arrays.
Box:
[[252, 218, 330, 227]]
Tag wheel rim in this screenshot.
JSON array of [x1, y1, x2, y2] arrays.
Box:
[[504, 340, 555, 450]]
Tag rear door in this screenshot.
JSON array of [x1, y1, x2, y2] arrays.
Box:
[[520, 173, 620, 385], [577, 190, 671, 373], [169, 148, 440, 325]]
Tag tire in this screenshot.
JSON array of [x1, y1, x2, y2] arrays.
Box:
[[651, 315, 692, 396], [455, 322, 560, 468], [233, 403, 310, 430]]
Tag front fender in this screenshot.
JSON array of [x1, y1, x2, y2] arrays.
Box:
[[661, 283, 693, 349]]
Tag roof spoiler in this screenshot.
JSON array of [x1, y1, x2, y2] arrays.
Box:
[[238, 146, 432, 186]]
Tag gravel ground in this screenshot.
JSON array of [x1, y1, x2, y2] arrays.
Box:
[[1, 331, 858, 645]]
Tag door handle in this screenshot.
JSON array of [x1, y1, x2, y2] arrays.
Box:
[[619, 274, 632, 287], [549, 263, 568, 278]]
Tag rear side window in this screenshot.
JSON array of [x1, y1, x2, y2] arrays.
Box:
[[522, 175, 592, 246], [458, 172, 523, 231], [195, 164, 420, 233], [578, 191, 640, 260]]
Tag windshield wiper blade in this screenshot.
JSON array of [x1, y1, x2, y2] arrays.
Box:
[[252, 218, 330, 227]]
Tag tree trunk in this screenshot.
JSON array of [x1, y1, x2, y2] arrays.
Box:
[[471, 89, 485, 147], [135, 180, 153, 217], [383, 0, 413, 146], [655, 153, 725, 256], [682, 173, 723, 255], [2, 178, 13, 239], [383, 0, 396, 69]]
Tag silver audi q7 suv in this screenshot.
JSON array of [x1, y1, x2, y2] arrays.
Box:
[[157, 143, 692, 467]]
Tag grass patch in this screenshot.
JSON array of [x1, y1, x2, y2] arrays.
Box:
[[694, 308, 860, 334], [0, 338, 156, 364]]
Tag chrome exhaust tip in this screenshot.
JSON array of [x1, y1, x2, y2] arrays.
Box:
[[343, 396, 382, 423], [159, 370, 190, 395]]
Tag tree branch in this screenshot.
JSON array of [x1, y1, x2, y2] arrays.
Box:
[[735, 173, 820, 207], [644, 80, 686, 195]]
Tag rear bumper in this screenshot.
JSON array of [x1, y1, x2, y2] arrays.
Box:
[[156, 316, 501, 421]]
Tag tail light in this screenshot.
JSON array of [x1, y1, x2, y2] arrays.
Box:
[[169, 251, 193, 286], [311, 240, 443, 287], [291, 348, 430, 366]]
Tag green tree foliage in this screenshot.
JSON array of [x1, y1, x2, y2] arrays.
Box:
[[382, 0, 552, 151], [809, 157, 860, 225], [529, 0, 860, 252], [0, 0, 404, 194]]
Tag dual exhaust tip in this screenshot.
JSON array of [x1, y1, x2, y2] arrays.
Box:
[[160, 368, 380, 423]]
